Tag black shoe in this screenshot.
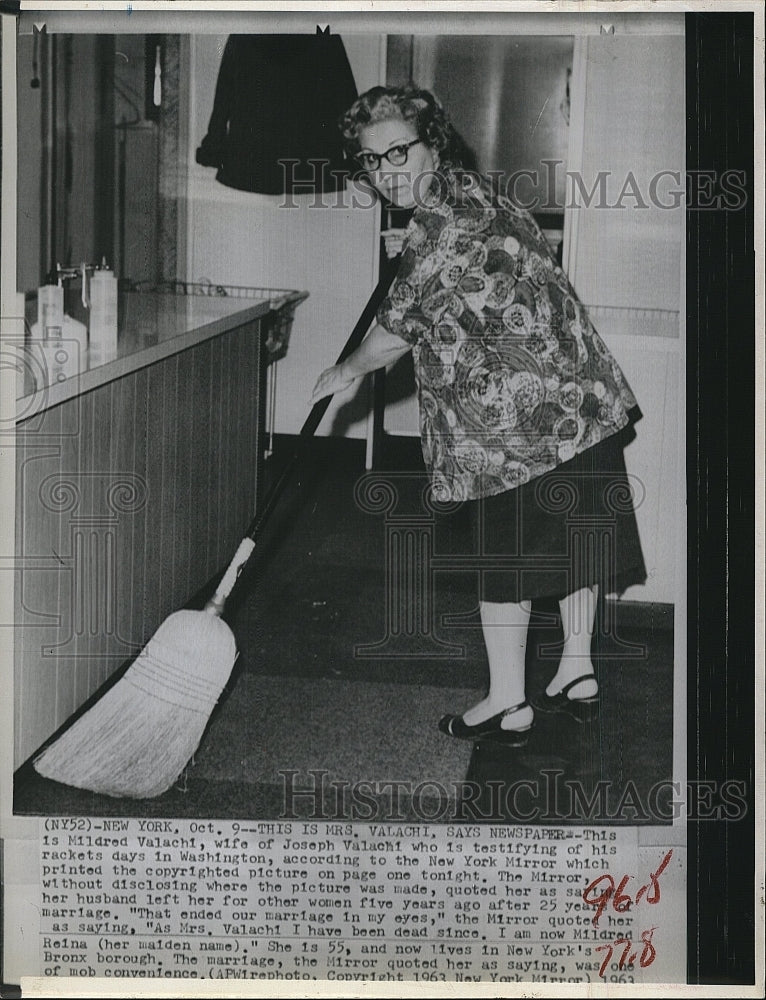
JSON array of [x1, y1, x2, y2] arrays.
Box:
[[531, 675, 599, 723], [438, 700, 533, 748]]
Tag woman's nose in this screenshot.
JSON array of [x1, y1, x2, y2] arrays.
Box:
[[376, 163, 410, 182]]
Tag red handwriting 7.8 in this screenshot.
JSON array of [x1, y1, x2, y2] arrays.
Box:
[[596, 927, 657, 979], [581, 849, 674, 926]]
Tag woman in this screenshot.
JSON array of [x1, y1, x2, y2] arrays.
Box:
[[311, 86, 646, 747]]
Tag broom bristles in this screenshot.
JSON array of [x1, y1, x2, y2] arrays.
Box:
[[33, 610, 237, 798]]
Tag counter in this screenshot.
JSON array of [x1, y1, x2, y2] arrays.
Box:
[[17, 289, 291, 417], [14, 288, 307, 768]]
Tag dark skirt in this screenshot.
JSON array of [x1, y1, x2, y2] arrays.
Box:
[[465, 427, 647, 603]]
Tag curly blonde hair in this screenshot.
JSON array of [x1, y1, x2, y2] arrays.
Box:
[[339, 85, 464, 167]]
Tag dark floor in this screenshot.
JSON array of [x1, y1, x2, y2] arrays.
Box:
[[15, 435, 674, 822]]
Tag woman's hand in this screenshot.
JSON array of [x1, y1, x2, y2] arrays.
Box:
[[381, 228, 407, 259], [310, 325, 411, 406], [310, 363, 358, 405]]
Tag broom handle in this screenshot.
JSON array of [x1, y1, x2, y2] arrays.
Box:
[[205, 256, 399, 615]]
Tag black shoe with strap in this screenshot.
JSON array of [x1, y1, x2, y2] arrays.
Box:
[[531, 675, 600, 724], [438, 700, 533, 748]]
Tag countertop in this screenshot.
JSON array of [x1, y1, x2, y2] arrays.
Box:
[[16, 290, 280, 421]]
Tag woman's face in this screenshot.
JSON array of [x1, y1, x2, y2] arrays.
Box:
[[357, 118, 437, 209]]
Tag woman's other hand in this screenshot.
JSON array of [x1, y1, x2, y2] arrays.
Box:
[[381, 228, 407, 259], [310, 363, 358, 405]]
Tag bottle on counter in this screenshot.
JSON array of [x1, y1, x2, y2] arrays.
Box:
[[39, 325, 80, 385], [35, 276, 64, 339], [88, 258, 119, 363], [31, 270, 87, 375]]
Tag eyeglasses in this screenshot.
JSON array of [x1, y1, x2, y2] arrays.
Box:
[[356, 139, 422, 172]]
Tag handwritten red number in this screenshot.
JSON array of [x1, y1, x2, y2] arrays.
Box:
[[613, 875, 633, 913], [635, 849, 673, 905], [596, 928, 657, 978], [583, 849, 673, 926], [582, 874, 614, 925], [595, 942, 613, 978], [615, 937, 632, 969], [639, 927, 657, 968]]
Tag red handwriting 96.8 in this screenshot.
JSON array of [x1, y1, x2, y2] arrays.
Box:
[[581, 849, 673, 979], [582, 848, 674, 926]]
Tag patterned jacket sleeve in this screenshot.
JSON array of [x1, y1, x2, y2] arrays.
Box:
[[375, 245, 429, 347]]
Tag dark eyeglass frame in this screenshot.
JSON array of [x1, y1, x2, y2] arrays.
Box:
[[356, 138, 422, 172]]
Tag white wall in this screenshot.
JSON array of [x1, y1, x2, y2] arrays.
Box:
[[565, 34, 685, 604], [566, 35, 684, 310], [184, 34, 385, 438]]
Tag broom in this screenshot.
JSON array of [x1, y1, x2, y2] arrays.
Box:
[[32, 262, 399, 798]]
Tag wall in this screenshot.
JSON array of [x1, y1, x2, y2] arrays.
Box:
[[564, 34, 685, 604], [184, 34, 385, 439]]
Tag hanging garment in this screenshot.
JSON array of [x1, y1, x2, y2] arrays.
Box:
[[196, 34, 358, 194]]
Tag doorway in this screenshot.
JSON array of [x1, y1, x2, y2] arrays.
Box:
[[387, 35, 573, 253]]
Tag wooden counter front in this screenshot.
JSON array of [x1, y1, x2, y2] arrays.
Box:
[[14, 291, 304, 768]]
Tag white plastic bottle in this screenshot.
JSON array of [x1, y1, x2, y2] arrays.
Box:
[[62, 314, 88, 371], [89, 258, 119, 362], [40, 325, 80, 385], [30, 277, 86, 377], [35, 282, 64, 339]]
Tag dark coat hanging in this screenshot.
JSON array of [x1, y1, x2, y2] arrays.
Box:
[[196, 34, 358, 194]]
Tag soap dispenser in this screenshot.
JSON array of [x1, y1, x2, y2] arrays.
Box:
[[88, 258, 119, 363], [40, 324, 79, 385], [31, 267, 87, 377], [35, 275, 64, 338]]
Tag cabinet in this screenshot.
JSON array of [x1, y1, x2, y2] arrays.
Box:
[[13, 290, 306, 767]]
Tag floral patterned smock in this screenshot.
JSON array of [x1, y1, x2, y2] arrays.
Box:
[[376, 168, 639, 502]]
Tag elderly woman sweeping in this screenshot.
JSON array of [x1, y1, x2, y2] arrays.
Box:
[[311, 86, 646, 748]]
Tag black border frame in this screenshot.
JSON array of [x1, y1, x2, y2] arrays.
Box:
[[686, 11, 756, 986]]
